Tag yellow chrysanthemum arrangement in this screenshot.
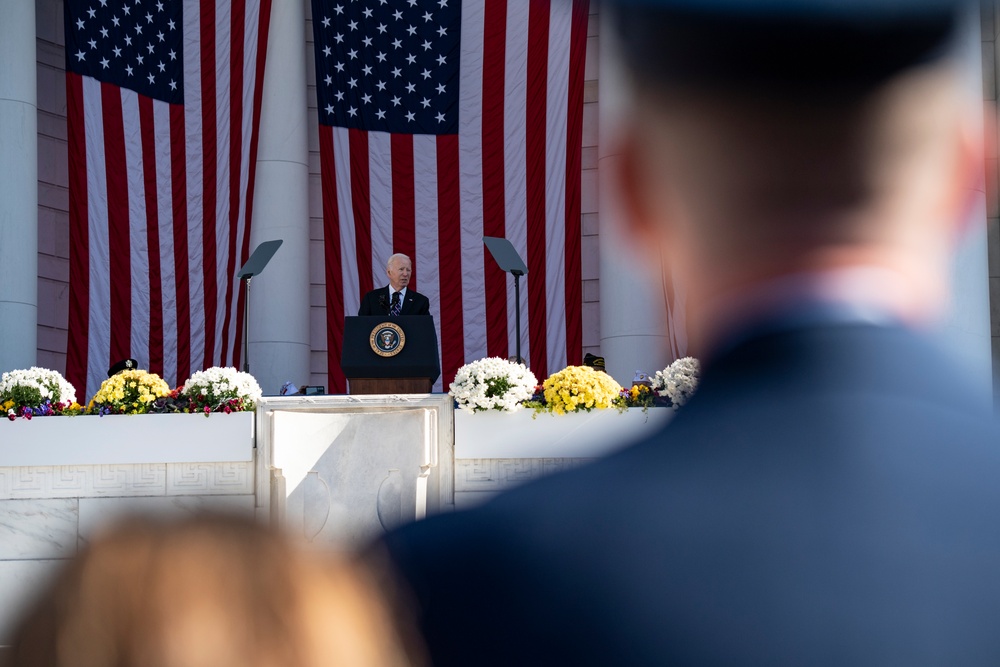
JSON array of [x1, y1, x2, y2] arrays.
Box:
[[88, 369, 171, 415], [534, 365, 623, 415]]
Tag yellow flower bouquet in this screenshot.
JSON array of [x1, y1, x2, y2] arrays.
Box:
[[88, 369, 171, 415], [531, 365, 623, 415]]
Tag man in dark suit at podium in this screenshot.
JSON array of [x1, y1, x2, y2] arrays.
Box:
[[377, 0, 1000, 665], [358, 253, 430, 317]]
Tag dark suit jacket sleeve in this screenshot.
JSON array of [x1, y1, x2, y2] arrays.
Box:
[[358, 289, 385, 316], [412, 291, 430, 315]]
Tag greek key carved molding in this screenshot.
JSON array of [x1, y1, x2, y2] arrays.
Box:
[[166, 462, 255, 495], [0, 464, 167, 500], [454, 457, 592, 492]]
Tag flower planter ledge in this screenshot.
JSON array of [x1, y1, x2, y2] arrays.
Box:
[[454, 407, 672, 460], [0, 412, 254, 467]]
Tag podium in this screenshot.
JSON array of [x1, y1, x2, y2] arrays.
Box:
[[341, 316, 441, 394]]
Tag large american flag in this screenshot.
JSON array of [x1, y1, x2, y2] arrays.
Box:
[[313, 0, 588, 392], [64, 0, 272, 400]]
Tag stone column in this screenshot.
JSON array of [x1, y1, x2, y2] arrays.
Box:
[[248, 0, 311, 395], [0, 1, 38, 373], [987, 3, 1000, 405], [596, 16, 671, 386], [945, 7, 991, 396]]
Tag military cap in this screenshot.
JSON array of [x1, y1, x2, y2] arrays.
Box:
[[584, 353, 606, 372], [107, 358, 139, 377], [607, 0, 970, 93]]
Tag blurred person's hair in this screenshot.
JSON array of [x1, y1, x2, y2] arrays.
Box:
[[4, 514, 419, 667]]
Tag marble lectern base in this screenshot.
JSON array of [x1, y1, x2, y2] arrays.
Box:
[[255, 394, 454, 549]]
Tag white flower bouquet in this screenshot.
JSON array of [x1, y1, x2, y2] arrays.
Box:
[[449, 357, 538, 413], [652, 357, 700, 408], [1, 367, 79, 419], [179, 367, 263, 414]]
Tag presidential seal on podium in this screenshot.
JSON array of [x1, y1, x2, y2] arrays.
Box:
[[370, 322, 406, 357]]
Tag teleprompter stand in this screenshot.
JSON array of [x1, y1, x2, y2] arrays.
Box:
[[483, 236, 528, 364], [236, 239, 283, 374]]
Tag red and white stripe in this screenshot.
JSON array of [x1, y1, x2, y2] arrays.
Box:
[[66, 0, 272, 400], [321, 0, 586, 393]]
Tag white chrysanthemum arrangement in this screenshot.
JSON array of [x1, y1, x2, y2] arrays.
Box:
[[180, 367, 263, 414], [652, 357, 700, 408], [1, 367, 78, 418], [449, 357, 538, 413]]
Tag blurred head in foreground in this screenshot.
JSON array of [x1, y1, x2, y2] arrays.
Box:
[[608, 0, 979, 355], [371, 3, 1000, 666], [5, 514, 417, 667]]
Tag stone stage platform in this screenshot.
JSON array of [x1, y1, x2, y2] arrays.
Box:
[[0, 395, 669, 642]]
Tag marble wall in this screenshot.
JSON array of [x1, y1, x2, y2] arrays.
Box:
[[0, 398, 652, 645], [0, 397, 458, 643], [454, 457, 594, 509], [0, 460, 256, 644], [452, 407, 671, 508]]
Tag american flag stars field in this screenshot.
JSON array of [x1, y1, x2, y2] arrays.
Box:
[[314, 0, 461, 134], [67, 0, 185, 105]]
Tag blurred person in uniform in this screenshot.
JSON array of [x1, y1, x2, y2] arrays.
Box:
[[374, 0, 1000, 665]]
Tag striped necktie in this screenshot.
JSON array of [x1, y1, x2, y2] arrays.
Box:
[[390, 291, 401, 316]]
